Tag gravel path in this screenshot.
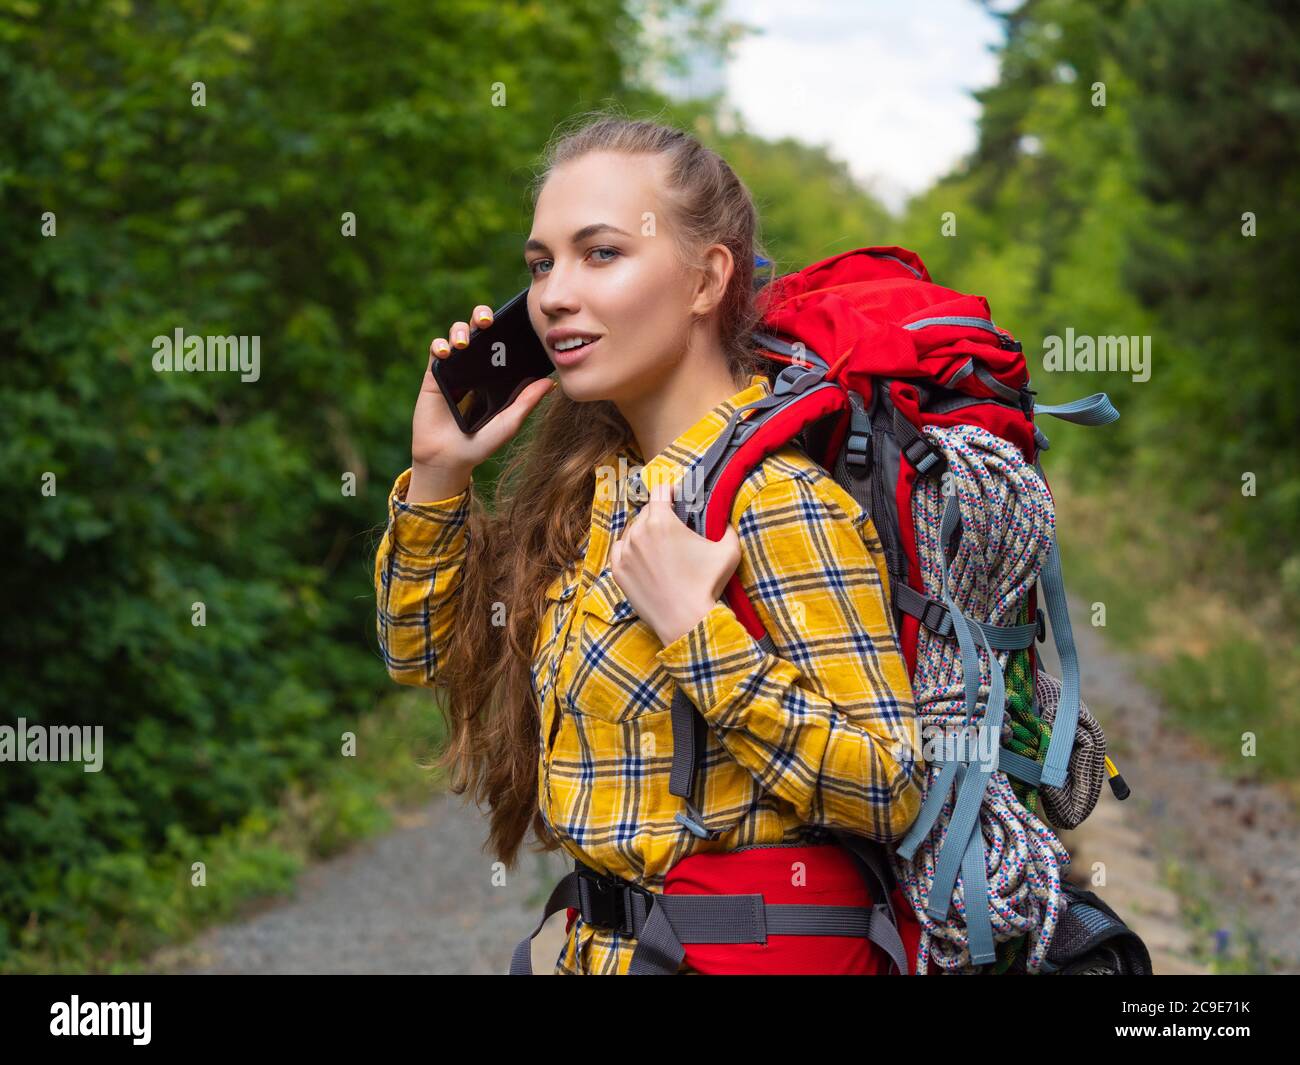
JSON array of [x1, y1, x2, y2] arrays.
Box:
[[150, 593, 1297, 975], [1045, 595, 1299, 974], [148, 797, 572, 975]]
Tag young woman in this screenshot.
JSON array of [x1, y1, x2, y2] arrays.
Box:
[[374, 112, 924, 975]]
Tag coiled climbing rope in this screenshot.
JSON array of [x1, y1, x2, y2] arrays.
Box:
[[893, 423, 1069, 974]]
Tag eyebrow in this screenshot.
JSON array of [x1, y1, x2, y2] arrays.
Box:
[[524, 223, 633, 254]]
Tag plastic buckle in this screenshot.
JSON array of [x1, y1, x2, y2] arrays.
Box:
[[920, 598, 953, 638], [845, 434, 870, 469], [576, 868, 654, 935], [902, 435, 941, 474], [675, 809, 718, 840], [845, 405, 872, 469], [576, 869, 623, 931], [773, 363, 825, 397], [1035, 606, 1046, 644], [1018, 387, 1037, 416]]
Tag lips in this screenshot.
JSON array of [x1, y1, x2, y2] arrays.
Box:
[[551, 335, 601, 366]]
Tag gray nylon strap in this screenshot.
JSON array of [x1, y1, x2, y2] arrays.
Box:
[[627, 894, 766, 974], [1033, 392, 1119, 425], [893, 582, 1037, 649], [998, 747, 1043, 787], [930, 494, 1003, 963], [668, 686, 698, 802], [864, 903, 909, 973], [892, 408, 945, 475], [508, 870, 582, 975], [626, 899, 688, 974], [765, 903, 870, 936], [674, 379, 840, 542], [513, 863, 911, 973], [1030, 489, 1080, 791], [827, 829, 909, 973], [972, 363, 1023, 403], [626, 893, 903, 975], [894, 492, 1003, 965], [829, 828, 893, 905]]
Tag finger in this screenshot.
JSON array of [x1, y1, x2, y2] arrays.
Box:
[[450, 321, 470, 348], [493, 377, 556, 437], [431, 336, 450, 358], [505, 375, 554, 406], [472, 305, 493, 328], [648, 476, 674, 508]]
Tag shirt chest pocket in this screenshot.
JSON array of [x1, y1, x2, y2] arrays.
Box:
[[569, 567, 672, 724]]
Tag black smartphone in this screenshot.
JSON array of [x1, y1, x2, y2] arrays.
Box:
[[431, 287, 555, 434]]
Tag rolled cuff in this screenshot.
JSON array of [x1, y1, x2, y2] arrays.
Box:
[[387, 466, 471, 557], [653, 600, 768, 726]]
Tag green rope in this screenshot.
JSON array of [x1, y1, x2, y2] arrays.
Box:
[[1003, 598, 1048, 816], [992, 931, 1026, 973], [994, 598, 1046, 973]]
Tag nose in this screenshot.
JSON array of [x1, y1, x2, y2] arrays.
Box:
[[537, 258, 581, 321]]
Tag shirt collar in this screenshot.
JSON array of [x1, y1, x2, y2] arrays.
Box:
[[595, 371, 771, 500], [582, 372, 771, 574]]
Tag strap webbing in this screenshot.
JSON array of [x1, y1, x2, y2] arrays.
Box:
[[508, 871, 583, 975], [894, 583, 1038, 649], [507, 863, 909, 975], [1030, 503, 1079, 791], [893, 492, 1004, 965], [998, 747, 1044, 787], [1033, 392, 1119, 426]]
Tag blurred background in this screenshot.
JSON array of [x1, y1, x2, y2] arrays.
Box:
[[2, 0, 1296, 975]]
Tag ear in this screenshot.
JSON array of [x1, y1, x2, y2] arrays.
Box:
[[689, 243, 735, 318]]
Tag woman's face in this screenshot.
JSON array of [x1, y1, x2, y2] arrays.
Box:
[[525, 150, 701, 405]]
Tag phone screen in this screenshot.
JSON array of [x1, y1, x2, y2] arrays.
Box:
[[431, 287, 555, 434]]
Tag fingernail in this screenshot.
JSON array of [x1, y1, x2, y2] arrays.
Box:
[[477, 313, 491, 325]]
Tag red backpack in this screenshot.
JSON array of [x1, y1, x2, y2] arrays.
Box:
[[512, 245, 1151, 976]]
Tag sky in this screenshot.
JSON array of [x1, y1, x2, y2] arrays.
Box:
[[667, 1, 1009, 214]]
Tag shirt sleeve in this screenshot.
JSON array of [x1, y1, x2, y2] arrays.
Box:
[[653, 471, 925, 843], [373, 465, 472, 688]]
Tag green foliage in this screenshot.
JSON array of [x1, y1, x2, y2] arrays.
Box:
[[0, 0, 688, 970], [899, 0, 1300, 565], [5, 0, 1297, 971]]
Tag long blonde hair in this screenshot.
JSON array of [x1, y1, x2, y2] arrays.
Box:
[[437, 107, 775, 867]]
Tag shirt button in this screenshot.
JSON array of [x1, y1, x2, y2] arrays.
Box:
[[626, 470, 645, 502]]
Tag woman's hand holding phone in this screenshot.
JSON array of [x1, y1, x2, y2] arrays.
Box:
[[408, 304, 557, 503]]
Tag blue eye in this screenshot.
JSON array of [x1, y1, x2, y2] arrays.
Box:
[[527, 247, 620, 277]]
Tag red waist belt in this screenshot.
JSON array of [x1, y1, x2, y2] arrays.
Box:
[[547, 841, 924, 976]]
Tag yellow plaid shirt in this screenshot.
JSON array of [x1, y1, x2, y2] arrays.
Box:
[[375, 373, 924, 974]]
